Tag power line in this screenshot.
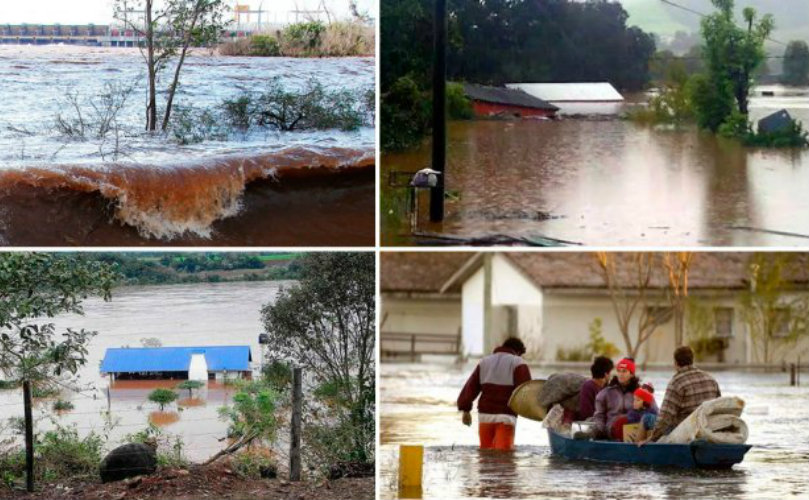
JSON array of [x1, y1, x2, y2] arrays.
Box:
[[658, 0, 789, 47]]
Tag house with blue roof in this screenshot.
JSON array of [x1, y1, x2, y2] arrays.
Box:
[[101, 346, 253, 381]]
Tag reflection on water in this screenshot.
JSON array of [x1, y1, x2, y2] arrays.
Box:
[[149, 411, 181, 427], [0, 281, 284, 462], [379, 363, 809, 499], [382, 88, 809, 247]]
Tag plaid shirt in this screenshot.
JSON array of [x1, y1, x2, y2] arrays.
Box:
[[650, 365, 721, 441]]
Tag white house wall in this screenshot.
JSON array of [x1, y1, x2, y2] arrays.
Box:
[[491, 254, 544, 306], [461, 268, 485, 356], [381, 296, 461, 336]]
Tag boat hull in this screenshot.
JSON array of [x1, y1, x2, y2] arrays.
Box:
[[547, 429, 751, 469]]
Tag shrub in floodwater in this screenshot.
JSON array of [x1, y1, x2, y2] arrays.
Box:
[[170, 106, 228, 145], [176, 380, 205, 398], [222, 95, 252, 131], [52, 399, 74, 412], [718, 111, 809, 148], [147, 388, 179, 411], [31, 385, 59, 399], [54, 82, 134, 140], [249, 78, 364, 131], [381, 75, 431, 151], [446, 82, 474, 120], [0, 379, 20, 390]]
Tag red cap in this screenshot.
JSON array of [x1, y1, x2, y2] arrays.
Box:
[[616, 358, 636, 375], [634, 388, 654, 406]]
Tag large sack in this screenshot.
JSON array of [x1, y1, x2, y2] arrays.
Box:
[[658, 396, 749, 445], [538, 373, 587, 414], [99, 442, 157, 483], [508, 379, 547, 421]]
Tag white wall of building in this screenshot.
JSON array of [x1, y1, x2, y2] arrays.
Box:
[[188, 353, 208, 381], [461, 269, 485, 356]]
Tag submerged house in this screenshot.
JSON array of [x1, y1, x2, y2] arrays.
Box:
[[463, 83, 559, 119], [101, 346, 253, 381], [506, 82, 624, 115]]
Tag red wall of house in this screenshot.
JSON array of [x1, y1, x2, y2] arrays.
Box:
[[472, 101, 556, 118]]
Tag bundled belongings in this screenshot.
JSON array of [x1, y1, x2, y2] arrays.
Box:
[[658, 396, 749, 445], [508, 373, 587, 421], [508, 379, 547, 421], [539, 373, 587, 414]]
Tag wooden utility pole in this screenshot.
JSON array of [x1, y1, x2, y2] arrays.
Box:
[[290, 367, 302, 481], [429, 0, 447, 222], [23, 380, 34, 492]]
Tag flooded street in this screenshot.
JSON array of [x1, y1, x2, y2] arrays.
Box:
[[0, 46, 375, 244], [0, 280, 290, 462], [382, 88, 809, 247], [379, 362, 809, 500]]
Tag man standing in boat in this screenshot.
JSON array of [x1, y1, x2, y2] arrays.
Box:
[[457, 338, 532, 451], [640, 346, 721, 445]]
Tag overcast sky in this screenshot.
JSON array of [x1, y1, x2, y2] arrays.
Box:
[[0, 0, 377, 25]]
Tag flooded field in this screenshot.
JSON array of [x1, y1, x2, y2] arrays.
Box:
[[379, 362, 809, 500], [0, 46, 375, 245], [0, 280, 288, 462], [382, 87, 809, 247]]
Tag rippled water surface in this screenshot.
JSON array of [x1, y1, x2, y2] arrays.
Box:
[[379, 362, 809, 499], [0, 281, 289, 461], [0, 45, 374, 165], [382, 88, 809, 247]]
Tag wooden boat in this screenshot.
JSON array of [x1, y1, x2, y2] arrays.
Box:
[[548, 429, 752, 469]]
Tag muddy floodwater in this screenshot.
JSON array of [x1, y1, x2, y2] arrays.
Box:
[[0, 46, 374, 245], [379, 362, 809, 500], [382, 87, 809, 247], [0, 281, 289, 462]]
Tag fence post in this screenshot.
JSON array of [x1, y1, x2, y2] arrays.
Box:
[[790, 363, 797, 387], [23, 380, 34, 493], [290, 367, 302, 481]]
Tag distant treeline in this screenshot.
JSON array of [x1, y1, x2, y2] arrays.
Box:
[[381, 0, 656, 150], [91, 253, 303, 286]]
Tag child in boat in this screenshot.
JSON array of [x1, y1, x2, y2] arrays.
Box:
[[626, 385, 658, 442]]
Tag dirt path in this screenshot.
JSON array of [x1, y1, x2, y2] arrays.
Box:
[[1, 463, 374, 500]]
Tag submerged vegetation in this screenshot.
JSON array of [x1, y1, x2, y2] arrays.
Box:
[[631, 0, 809, 148]]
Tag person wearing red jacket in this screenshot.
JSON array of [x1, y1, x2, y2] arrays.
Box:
[[457, 338, 532, 451]]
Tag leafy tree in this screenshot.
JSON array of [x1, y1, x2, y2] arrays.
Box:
[[261, 253, 374, 464], [694, 0, 773, 130], [207, 380, 278, 464], [113, 0, 230, 131], [739, 253, 809, 364], [0, 253, 117, 491], [0, 253, 118, 387], [176, 380, 204, 398], [148, 388, 179, 411], [782, 40, 809, 87]]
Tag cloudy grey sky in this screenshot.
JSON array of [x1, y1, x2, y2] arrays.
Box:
[[0, 0, 376, 24]]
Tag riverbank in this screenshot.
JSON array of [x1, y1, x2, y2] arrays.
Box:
[[1, 462, 374, 500]]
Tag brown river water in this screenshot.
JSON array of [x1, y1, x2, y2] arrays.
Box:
[[382, 88, 809, 247], [0, 281, 290, 462], [379, 362, 809, 500]]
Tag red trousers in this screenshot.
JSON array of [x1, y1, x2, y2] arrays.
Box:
[[478, 422, 515, 450]]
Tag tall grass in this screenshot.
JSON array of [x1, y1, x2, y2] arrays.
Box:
[[219, 21, 374, 58]]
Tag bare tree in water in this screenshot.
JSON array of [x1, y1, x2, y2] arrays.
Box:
[[113, 0, 229, 132]]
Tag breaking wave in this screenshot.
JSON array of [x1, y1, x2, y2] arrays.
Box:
[[0, 146, 374, 240]]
